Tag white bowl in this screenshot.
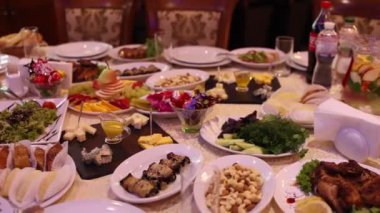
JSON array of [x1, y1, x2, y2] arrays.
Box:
[[145, 68, 209, 91]]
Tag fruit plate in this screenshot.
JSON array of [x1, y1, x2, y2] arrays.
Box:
[[111, 62, 171, 81], [193, 155, 275, 213], [274, 159, 380, 213], [200, 115, 298, 158], [0, 98, 68, 144], [229, 47, 286, 69], [108, 44, 157, 62], [110, 144, 203, 204]]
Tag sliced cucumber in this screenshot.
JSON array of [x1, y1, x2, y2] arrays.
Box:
[[216, 139, 244, 147], [242, 146, 264, 154], [229, 145, 243, 151], [235, 141, 256, 149]]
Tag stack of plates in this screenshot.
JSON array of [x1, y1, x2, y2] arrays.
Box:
[[287, 51, 308, 71], [164, 46, 231, 68], [49, 41, 112, 61]]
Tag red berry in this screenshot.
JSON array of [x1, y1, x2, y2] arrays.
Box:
[[42, 101, 56, 109], [132, 81, 143, 89], [50, 71, 62, 82], [32, 74, 47, 84]]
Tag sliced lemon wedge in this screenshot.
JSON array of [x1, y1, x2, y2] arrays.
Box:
[[295, 196, 332, 213]]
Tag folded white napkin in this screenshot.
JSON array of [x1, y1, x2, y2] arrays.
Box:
[[314, 98, 380, 161]]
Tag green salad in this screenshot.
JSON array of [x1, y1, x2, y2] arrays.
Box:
[[0, 101, 57, 143]]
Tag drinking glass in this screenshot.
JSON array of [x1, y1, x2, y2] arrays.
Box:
[[234, 71, 252, 92], [22, 26, 40, 58], [99, 113, 131, 144], [274, 36, 294, 77], [154, 30, 175, 63], [173, 107, 210, 133]]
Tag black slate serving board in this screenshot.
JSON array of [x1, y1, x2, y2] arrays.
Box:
[[62, 122, 176, 180], [205, 75, 281, 104]]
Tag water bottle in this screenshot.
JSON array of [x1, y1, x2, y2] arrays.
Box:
[[312, 22, 338, 88], [307, 0, 332, 83], [334, 17, 358, 85]]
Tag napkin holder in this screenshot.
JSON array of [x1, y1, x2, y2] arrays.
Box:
[[314, 98, 380, 162]]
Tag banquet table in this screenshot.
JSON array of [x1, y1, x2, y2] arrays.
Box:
[[21, 61, 344, 213]]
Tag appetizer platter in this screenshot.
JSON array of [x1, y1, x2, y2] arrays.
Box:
[[193, 155, 275, 213], [0, 98, 67, 144], [108, 42, 157, 62], [200, 111, 309, 158], [72, 60, 107, 83], [0, 141, 76, 208], [132, 90, 193, 118], [68, 68, 151, 115], [229, 47, 286, 68], [110, 144, 203, 203], [110, 62, 170, 81], [261, 84, 330, 128], [274, 159, 380, 213], [145, 69, 210, 91], [45, 200, 144, 213]]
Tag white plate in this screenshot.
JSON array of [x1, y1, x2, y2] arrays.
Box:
[[193, 155, 275, 213], [164, 50, 231, 68], [47, 45, 112, 61], [55, 41, 110, 58], [45, 199, 144, 213], [111, 62, 171, 81], [286, 59, 307, 71], [110, 144, 204, 204], [145, 68, 209, 91], [171, 46, 227, 64], [200, 115, 301, 158], [290, 51, 308, 67], [0, 197, 12, 213], [229, 47, 286, 69], [108, 44, 156, 62], [274, 159, 380, 213], [0, 98, 68, 144]]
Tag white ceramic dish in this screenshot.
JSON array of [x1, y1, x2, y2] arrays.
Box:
[[55, 41, 110, 58], [290, 51, 308, 67], [108, 44, 156, 62], [200, 116, 300, 158], [274, 159, 380, 213], [110, 144, 204, 204], [164, 51, 231, 68], [145, 68, 209, 91], [193, 155, 275, 213], [171, 46, 228, 64], [0, 98, 68, 144], [7, 155, 76, 208], [45, 199, 144, 213], [47, 45, 112, 61], [229, 47, 286, 69], [111, 62, 171, 81], [286, 59, 307, 71]]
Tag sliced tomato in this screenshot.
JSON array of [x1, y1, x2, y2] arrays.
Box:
[[42, 101, 56, 109]]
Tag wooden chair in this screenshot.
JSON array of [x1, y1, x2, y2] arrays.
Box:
[[313, 0, 380, 35], [54, 0, 135, 46], [145, 0, 238, 49]]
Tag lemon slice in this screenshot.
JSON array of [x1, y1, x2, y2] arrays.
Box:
[[295, 196, 332, 213]]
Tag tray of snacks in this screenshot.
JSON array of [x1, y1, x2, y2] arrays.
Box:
[[205, 73, 281, 104], [72, 60, 107, 83], [0, 141, 76, 208], [108, 39, 158, 62], [0, 98, 68, 144], [110, 62, 170, 81], [110, 144, 203, 204], [274, 159, 380, 213], [68, 68, 151, 115], [193, 155, 275, 213], [62, 116, 177, 179], [229, 47, 286, 69]]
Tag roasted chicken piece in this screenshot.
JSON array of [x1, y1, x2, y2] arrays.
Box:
[[46, 143, 63, 171]]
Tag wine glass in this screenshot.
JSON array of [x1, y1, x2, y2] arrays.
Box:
[[22, 26, 41, 59], [274, 36, 294, 77]]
